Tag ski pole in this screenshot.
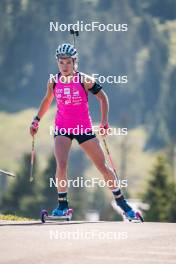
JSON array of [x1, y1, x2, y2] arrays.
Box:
[[29, 135, 35, 182], [102, 138, 119, 181], [0, 169, 15, 177]]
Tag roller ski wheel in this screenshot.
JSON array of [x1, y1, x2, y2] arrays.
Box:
[[40, 208, 73, 223], [41, 209, 48, 223]]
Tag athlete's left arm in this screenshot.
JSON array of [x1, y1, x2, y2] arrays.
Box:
[[84, 75, 109, 126], [94, 89, 109, 126]]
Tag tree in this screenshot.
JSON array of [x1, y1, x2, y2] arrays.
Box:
[[167, 183, 176, 222], [143, 155, 175, 222], [0, 153, 39, 218], [37, 154, 57, 211]]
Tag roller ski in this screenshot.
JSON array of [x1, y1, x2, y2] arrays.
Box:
[[123, 209, 144, 223], [112, 189, 144, 223], [40, 207, 73, 223], [112, 201, 144, 223]]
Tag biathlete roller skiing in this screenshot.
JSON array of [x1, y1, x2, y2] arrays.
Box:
[[30, 29, 143, 223]]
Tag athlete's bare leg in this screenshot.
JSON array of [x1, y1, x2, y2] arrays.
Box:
[[80, 137, 118, 190], [54, 136, 72, 192]]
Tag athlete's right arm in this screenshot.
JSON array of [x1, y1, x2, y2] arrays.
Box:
[[30, 80, 54, 136]]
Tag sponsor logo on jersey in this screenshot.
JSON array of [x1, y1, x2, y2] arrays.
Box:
[[73, 90, 79, 96], [56, 88, 62, 94], [64, 87, 70, 95], [65, 100, 71, 105]]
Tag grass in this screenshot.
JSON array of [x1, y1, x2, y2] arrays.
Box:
[[0, 214, 33, 221], [0, 107, 56, 173]]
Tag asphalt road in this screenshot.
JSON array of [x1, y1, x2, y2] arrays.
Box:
[[1, 220, 176, 264]]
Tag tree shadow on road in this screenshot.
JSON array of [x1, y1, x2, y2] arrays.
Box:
[[0, 220, 108, 227]]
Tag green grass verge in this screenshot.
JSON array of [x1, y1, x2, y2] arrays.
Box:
[[0, 214, 33, 221]]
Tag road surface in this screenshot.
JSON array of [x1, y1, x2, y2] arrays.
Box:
[[1, 220, 176, 264]]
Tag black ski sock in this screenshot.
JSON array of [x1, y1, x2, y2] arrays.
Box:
[[57, 192, 69, 210], [112, 189, 132, 213]]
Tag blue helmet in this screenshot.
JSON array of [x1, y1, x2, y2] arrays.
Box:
[[56, 43, 78, 59]]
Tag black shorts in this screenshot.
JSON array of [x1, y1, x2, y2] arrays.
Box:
[[54, 131, 96, 144]]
